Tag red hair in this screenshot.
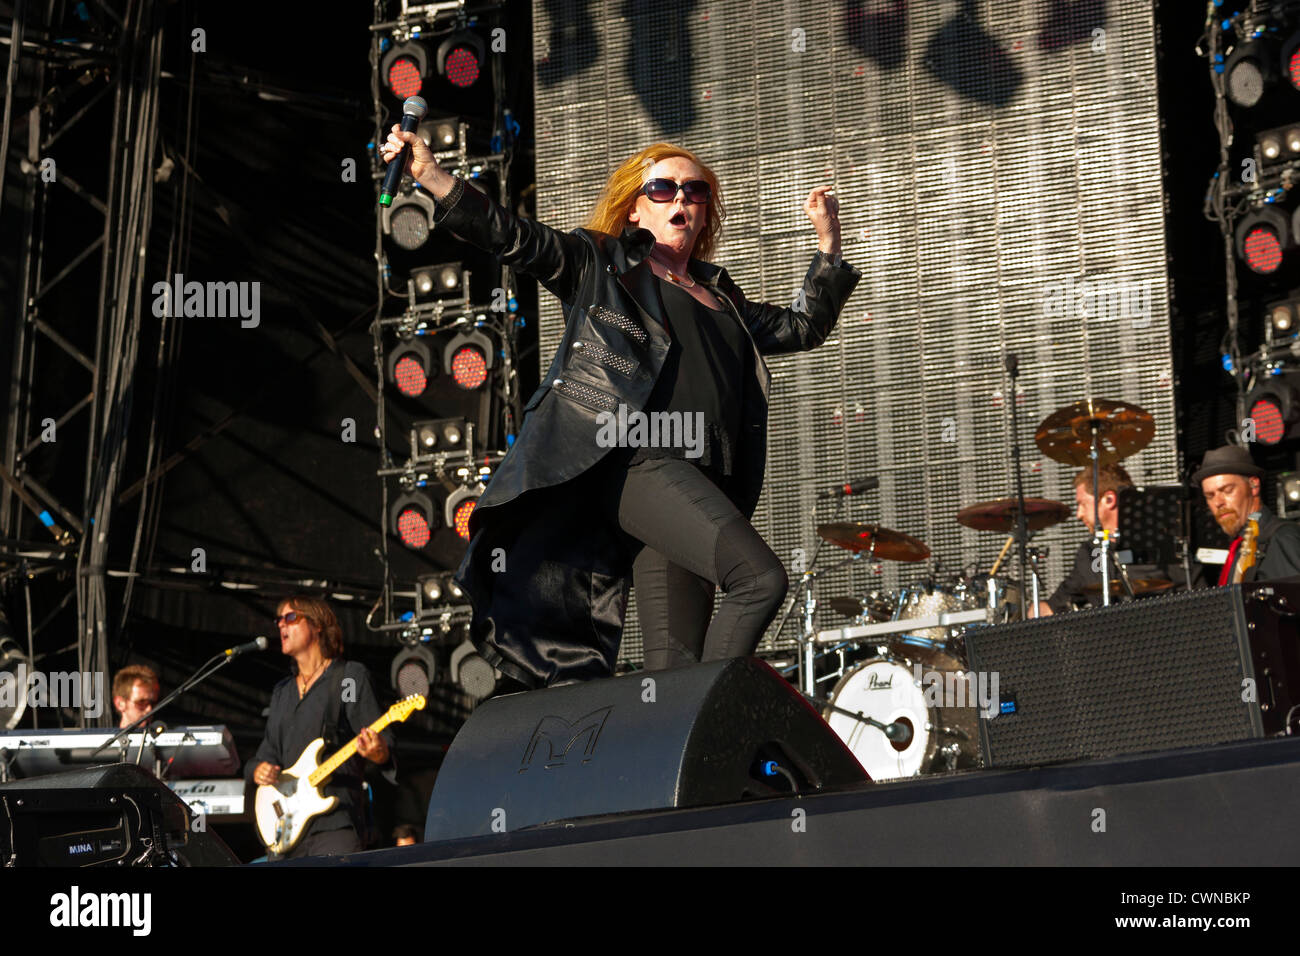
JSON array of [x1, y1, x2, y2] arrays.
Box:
[[582, 143, 725, 262]]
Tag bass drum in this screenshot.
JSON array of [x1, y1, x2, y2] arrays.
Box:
[[823, 653, 982, 781]]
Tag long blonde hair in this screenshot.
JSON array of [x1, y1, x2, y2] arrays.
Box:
[[583, 143, 725, 263]]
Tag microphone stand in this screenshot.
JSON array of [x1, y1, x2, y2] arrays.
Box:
[[1005, 354, 1032, 619], [91, 649, 244, 761]]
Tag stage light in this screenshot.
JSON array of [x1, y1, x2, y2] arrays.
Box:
[[1226, 34, 1278, 108], [416, 572, 465, 618], [391, 493, 437, 549], [444, 486, 481, 540], [450, 639, 496, 699], [419, 574, 443, 604], [1285, 474, 1300, 502], [381, 187, 438, 250], [410, 263, 462, 299], [0, 635, 28, 730], [413, 417, 468, 455], [381, 42, 429, 99], [1235, 208, 1289, 274], [419, 117, 459, 150], [390, 644, 437, 697], [1255, 124, 1300, 167], [1246, 372, 1300, 445], [1283, 30, 1300, 90], [437, 31, 484, 89], [443, 329, 494, 390], [387, 338, 433, 397], [1268, 294, 1300, 338]]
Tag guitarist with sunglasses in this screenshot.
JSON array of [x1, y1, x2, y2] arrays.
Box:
[[246, 595, 396, 860]]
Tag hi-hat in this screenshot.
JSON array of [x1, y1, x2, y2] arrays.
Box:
[[1034, 398, 1154, 466], [816, 523, 930, 562], [956, 497, 1071, 533]]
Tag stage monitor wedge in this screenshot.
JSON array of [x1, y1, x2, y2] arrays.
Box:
[[424, 657, 868, 843]]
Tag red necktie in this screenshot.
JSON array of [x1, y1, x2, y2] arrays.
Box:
[[1218, 535, 1243, 587]]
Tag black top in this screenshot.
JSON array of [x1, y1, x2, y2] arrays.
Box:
[[244, 660, 396, 839], [1218, 505, 1300, 584], [626, 277, 749, 479], [1047, 538, 1186, 613]]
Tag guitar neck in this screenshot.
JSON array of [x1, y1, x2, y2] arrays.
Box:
[[307, 712, 393, 788]]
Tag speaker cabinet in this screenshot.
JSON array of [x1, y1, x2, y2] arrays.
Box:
[[425, 657, 868, 842], [0, 762, 239, 866], [962, 583, 1300, 768]]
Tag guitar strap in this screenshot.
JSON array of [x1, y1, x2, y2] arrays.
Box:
[[320, 660, 348, 754]]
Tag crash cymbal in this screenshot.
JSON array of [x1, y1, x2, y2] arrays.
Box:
[[1082, 577, 1176, 597], [956, 497, 1072, 533], [816, 523, 931, 562], [1034, 398, 1154, 466]]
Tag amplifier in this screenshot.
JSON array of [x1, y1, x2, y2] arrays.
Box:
[[963, 582, 1300, 768]]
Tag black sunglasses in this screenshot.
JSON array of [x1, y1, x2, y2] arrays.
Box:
[[273, 610, 301, 626], [642, 178, 710, 203]]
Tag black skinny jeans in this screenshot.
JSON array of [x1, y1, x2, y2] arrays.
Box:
[[604, 456, 789, 669]]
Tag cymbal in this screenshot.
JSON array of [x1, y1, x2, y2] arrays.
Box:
[[1034, 398, 1154, 466], [956, 497, 1072, 533], [1082, 578, 1176, 597], [816, 523, 930, 562]]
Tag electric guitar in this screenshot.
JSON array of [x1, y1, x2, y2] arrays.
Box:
[[254, 694, 426, 855], [1230, 517, 1261, 584]]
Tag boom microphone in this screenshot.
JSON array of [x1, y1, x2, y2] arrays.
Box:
[[223, 636, 269, 658], [818, 477, 880, 499], [378, 95, 429, 208]]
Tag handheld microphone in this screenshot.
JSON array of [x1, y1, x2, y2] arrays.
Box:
[[379, 96, 429, 207], [223, 636, 269, 658], [818, 476, 880, 499]]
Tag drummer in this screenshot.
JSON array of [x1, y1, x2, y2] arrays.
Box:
[[1037, 463, 1180, 615]]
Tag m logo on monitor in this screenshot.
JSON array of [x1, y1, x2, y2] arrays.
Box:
[[519, 706, 613, 771]]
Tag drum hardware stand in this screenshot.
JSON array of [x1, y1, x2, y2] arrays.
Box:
[[772, 490, 859, 698], [1004, 353, 1034, 618], [804, 692, 912, 744]]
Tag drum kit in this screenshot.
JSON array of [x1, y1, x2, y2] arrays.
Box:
[[780, 397, 1162, 782]]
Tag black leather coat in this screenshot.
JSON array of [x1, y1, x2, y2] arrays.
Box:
[[436, 177, 861, 687]]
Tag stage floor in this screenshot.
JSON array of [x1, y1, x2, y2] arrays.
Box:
[[276, 735, 1300, 866]]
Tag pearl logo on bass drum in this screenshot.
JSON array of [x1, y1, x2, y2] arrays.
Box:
[[519, 706, 613, 771], [867, 672, 894, 690]]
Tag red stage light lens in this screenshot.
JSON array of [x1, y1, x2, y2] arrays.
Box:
[[445, 47, 480, 88], [450, 346, 488, 389], [1250, 397, 1287, 444], [388, 57, 423, 98], [453, 499, 476, 540], [394, 354, 428, 396], [1289, 48, 1300, 89], [397, 508, 432, 548], [1244, 226, 1284, 274]]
